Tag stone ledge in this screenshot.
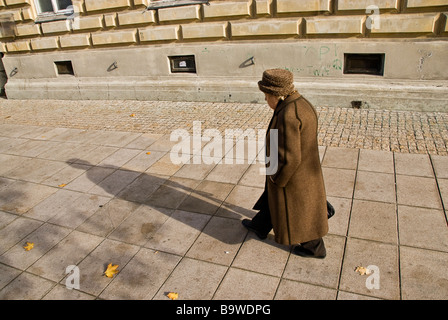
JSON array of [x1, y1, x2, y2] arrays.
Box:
[[4, 77, 448, 112]]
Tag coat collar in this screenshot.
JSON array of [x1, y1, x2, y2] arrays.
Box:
[[273, 91, 301, 116]]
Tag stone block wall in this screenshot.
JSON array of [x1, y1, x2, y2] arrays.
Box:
[[0, 0, 447, 110], [0, 0, 446, 53]]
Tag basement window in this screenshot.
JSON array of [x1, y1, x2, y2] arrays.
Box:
[[55, 60, 74, 75], [169, 55, 196, 73], [344, 53, 385, 76], [34, 0, 74, 23]]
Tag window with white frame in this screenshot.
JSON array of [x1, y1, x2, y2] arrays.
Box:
[[35, 0, 73, 17]]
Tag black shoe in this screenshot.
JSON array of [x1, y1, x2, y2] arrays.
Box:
[[242, 219, 268, 240], [292, 245, 326, 259], [292, 238, 327, 259]]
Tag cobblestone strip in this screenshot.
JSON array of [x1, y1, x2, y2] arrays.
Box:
[[0, 99, 447, 155]]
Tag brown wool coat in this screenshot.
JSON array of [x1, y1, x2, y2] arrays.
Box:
[[261, 92, 328, 245]]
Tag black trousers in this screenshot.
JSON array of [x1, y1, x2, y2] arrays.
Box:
[[251, 188, 273, 236]]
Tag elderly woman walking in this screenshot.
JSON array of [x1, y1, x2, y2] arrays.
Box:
[[242, 69, 329, 259]]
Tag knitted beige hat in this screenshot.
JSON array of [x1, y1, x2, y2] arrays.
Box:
[[258, 69, 295, 96]]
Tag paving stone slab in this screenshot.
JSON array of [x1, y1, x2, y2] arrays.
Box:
[[0, 263, 22, 291], [395, 153, 434, 178], [215, 185, 263, 220], [67, 239, 140, 296], [99, 248, 181, 300], [0, 113, 447, 300], [186, 216, 247, 266], [42, 284, 95, 300], [153, 258, 228, 300], [0, 217, 43, 255], [275, 279, 337, 300], [0, 271, 55, 300], [144, 210, 211, 256], [178, 180, 234, 215], [396, 175, 443, 210], [354, 171, 396, 204], [322, 167, 356, 199], [232, 232, 287, 277], [400, 246, 448, 300], [283, 234, 345, 289], [322, 147, 359, 170], [349, 200, 398, 244], [326, 196, 352, 237], [27, 231, 103, 282], [213, 267, 280, 300], [358, 149, 394, 174], [108, 205, 173, 246], [0, 223, 71, 270], [339, 238, 400, 300], [398, 205, 448, 252]]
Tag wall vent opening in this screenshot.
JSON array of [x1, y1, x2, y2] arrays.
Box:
[[344, 53, 384, 76], [54, 60, 74, 75], [169, 55, 196, 73]]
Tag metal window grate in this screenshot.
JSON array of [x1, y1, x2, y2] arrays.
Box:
[[343, 53, 385, 76]]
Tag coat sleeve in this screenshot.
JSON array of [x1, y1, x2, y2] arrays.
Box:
[[269, 104, 302, 188]]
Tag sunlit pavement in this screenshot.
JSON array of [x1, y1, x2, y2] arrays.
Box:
[[0, 99, 447, 300]]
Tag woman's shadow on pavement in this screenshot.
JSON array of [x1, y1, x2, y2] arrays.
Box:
[[67, 159, 261, 246]]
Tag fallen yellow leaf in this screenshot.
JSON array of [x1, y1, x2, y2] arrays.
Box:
[[58, 184, 67, 188], [24, 242, 34, 251], [167, 292, 178, 300], [354, 266, 371, 275], [104, 263, 119, 278]]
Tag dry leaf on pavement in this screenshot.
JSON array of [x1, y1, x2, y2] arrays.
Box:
[[354, 266, 372, 275], [104, 263, 119, 278], [167, 292, 179, 300], [23, 242, 34, 251]]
